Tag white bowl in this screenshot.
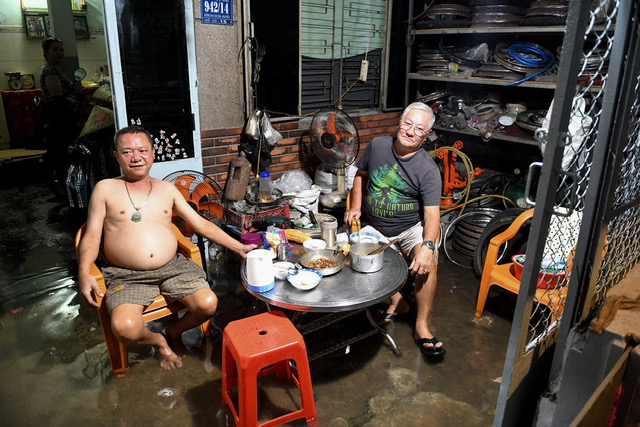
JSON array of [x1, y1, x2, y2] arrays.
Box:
[[287, 269, 323, 290], [273, 261, 294, 280], [349, 231, 381, 244], [303, 239, 327, 252]]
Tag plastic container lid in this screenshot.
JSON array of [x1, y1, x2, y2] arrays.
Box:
[[259, 170, 271, 178]]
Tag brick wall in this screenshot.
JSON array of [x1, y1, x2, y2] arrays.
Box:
[[200, 111, 401, 187]]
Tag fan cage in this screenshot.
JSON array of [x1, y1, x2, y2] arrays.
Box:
[[309, 108, 360, 169]]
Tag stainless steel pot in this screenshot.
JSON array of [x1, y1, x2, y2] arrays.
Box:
[[350, 243, 384, 273]]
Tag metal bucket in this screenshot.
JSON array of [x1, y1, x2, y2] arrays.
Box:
[[350, 243, 384, 273]]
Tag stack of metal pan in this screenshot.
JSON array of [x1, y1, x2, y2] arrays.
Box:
[[416, 45, 454, 75], [520, 0, 571, 26], [448, 207, 503, 262], [470, 4, 526, 27], [415, 3, 471, 30]]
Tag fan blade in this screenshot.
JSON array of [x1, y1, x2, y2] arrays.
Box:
[[192, 181, 221, 203], [333, 130, 354, 143], [198, 201, 225, 220], [326, 112, 337, 134], [171, 213, 195, 237], [174, 175, 197, 201]]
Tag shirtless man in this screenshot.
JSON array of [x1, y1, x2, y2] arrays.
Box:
[[77, 126, 257, 370]]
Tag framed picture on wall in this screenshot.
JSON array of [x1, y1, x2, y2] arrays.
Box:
[[73, 15, 90, 39], [24, 15, 47, 39], [45, 16, 51, 36]]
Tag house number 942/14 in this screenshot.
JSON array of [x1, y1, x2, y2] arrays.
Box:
[[203, 1, 229, 14]]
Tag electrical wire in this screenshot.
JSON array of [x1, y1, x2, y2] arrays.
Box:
[[430, 145, 519, 266]]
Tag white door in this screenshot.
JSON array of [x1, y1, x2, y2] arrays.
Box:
[[103, 0, 202, 179]]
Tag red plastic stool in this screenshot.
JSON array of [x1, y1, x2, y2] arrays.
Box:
[[222, 311, 318, 427]]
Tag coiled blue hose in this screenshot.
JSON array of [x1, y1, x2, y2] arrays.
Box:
[[505, 43, 555, 86]]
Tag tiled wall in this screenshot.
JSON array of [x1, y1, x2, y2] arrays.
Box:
[[201, 111, 401, 186]]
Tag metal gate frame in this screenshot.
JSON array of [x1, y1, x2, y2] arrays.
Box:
[[494, 0, 640, 424]]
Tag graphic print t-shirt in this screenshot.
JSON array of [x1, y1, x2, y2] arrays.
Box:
[[357, 136, 441, 236]]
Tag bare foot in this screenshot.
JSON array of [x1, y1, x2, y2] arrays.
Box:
[[156, 342, 183, 370]]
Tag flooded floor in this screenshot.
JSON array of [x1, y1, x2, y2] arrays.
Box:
[[0, 172, 515, 426]]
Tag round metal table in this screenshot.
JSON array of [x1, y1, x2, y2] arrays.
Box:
[[240, 246, 409, 360]]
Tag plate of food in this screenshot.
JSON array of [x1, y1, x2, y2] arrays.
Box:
[[298, 249, 345, 276]]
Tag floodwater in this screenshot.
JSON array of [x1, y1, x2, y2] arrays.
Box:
[[0, 168, 514, 426]]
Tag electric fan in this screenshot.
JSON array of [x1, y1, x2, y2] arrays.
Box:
[[163, 170, 225, 237], [309, 108, 359, 208]]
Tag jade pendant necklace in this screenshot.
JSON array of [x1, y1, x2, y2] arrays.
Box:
[[124, 178, 153, 222]]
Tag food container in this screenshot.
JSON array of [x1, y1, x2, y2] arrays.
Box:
[[350, 242, 384, 273], [320, 217, 337, 248], [299, 249, 345, 276], [303, 239, 327, 252], [512, 254, 567, 289]]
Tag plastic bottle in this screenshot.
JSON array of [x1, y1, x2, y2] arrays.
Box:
[[258, 170, 273, 202], [224, 153, 252, 201]]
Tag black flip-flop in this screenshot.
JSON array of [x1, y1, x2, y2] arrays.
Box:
[[379, 310, 409, 324], [415, 337, 446, 358]]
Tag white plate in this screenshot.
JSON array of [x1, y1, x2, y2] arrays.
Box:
[[287, 269, 323, 290]]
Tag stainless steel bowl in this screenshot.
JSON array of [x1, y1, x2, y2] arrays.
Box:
[[299, 249, 345, 276]]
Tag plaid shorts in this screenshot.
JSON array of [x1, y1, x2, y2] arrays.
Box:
[[102, 253, 208, 312]]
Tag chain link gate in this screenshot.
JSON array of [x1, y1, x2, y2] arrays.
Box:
[[494, 0, 640, 424]]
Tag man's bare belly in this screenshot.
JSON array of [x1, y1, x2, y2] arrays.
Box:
[[102, 221, 178, 270]]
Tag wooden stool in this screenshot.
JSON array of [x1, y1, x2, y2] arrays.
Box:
[[222, 311, 318, 427]]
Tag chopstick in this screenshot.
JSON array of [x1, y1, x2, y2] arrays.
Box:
[[367, 238, 399, 256]]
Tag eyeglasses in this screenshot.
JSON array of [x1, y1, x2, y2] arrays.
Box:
[[399, 121, 427, 137]]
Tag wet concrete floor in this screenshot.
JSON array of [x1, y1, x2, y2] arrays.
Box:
[[0, 174, 515, 426]]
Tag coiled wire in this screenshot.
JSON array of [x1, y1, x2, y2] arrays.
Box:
[[504, 43, 555, 86]]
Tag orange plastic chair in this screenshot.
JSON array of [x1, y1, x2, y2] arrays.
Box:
[[75, 223, 212, 377], [475, 209, 568, 322], [222, 311, 318, 427]]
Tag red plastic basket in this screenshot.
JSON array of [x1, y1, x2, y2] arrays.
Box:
[[511, 254, 566, 289]]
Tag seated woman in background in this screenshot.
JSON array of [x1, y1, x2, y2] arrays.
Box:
[[40, 37, 81, 189]]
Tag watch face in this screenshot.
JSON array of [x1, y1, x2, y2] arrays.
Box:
[[9, 79, 23, 90], [423, 240, 435, 250]]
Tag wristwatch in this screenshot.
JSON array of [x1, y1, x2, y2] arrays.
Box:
[[422, 240, 436, 251]]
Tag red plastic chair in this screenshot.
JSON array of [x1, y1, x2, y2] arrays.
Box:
[[475, 209, 568, 323]]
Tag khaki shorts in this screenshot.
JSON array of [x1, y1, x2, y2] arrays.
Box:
[[368, 222, 424, 257], [102, 253, 208, 312]]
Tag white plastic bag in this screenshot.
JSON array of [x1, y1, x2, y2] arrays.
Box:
[[314, 164, 358, 194], [290, 185, 322, 214], [261, 112, 283, 146], [273, 170, 313, 194], [536, 98, 592, 170]]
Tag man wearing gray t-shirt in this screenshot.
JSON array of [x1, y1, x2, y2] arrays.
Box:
[[345, 102, 445, 359]]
